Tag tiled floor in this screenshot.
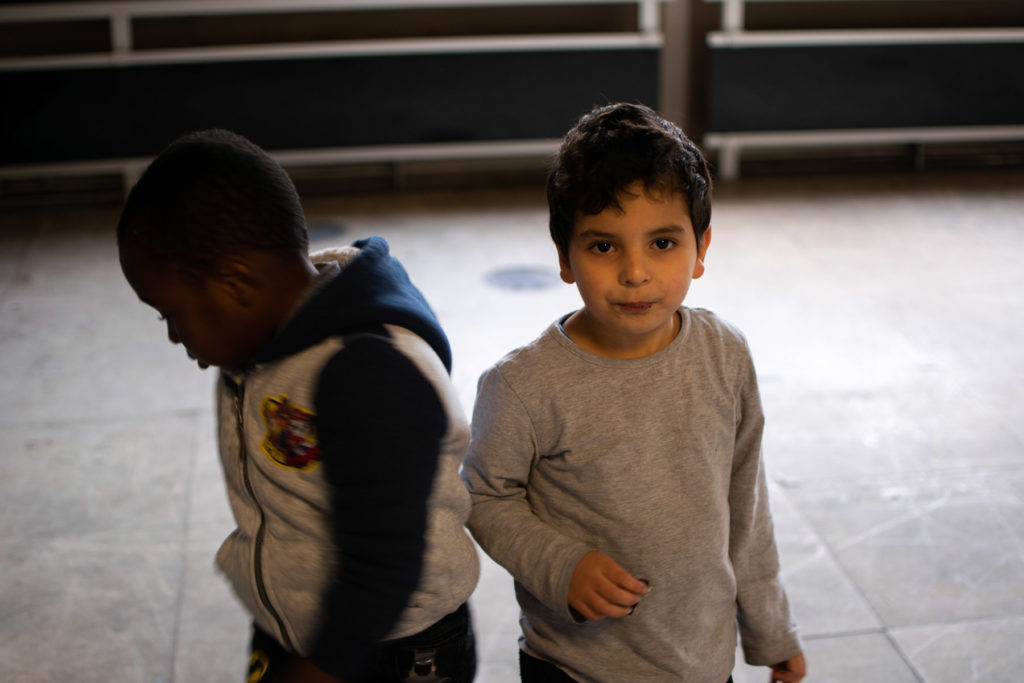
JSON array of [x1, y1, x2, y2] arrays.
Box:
[[2, 167, 1023, 682]]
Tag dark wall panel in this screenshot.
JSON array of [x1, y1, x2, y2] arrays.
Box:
[[706, 41, 1024, 132], [2, 48, 659, 164]]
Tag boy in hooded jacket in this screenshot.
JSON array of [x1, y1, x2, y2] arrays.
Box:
[[118, 129, 478, 682]]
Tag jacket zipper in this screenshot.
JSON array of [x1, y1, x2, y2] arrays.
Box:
[[234, 381, 295, 652]]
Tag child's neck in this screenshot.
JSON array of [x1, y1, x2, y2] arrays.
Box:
[[562, 309, 680, 359], [249, 250, 320, 329]]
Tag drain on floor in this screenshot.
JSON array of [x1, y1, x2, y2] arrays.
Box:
[[484, 266, 561, 290]]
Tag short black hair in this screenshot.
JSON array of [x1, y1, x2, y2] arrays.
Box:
[[117, 129, 308, 280], [547, 102, 712, 259]]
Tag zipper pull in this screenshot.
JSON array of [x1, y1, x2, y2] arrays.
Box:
[[234, 384, 246, 462]]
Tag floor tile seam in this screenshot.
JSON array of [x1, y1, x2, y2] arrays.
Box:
[[36, 536, 188, 552], [828, 493, 954, 552], [798, 539, 887, 638], [984, 497, 1024, 568], [801, 613, 1024, 646], [800, 485, 1010, 645], [884, 630, 928, 683], [773, 484, 895, 645], [168, 411, 204, 683], [778, 542, 830, 574], [0, 408, 206, 431], [796, 624, 929, 681], [800, 625, 888, 642], [888, 613, 1024, 633], [817, 608, 1024, 672], [887, 617, 1021, 678], [771, 459, 1024, 492]]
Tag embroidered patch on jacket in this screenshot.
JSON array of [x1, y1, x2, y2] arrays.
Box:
[[260, 395, 323, 470]]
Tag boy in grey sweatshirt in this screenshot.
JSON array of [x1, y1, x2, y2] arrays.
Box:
[[461, 103, 805, 682]]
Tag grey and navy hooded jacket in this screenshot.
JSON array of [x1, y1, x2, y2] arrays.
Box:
[[214, 236, 479, 679]]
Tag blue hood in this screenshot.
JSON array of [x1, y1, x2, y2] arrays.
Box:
[[258, 236, 452, 372]]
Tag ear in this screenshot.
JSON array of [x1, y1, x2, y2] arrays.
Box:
[[692, 225, 712, 279], [212, 255, 258, 307], [557, 247, 576, 285]]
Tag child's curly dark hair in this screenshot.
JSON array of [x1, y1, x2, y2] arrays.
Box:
[[547, 102, 712, 259]]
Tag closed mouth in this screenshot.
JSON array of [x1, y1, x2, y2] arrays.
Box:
[[617, 301, 654, 313]]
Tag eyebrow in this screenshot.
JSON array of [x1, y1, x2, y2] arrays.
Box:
[[577, 225, 686, 240]]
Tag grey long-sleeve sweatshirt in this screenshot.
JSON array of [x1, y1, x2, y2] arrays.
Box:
[[461, 307, 800, 682]]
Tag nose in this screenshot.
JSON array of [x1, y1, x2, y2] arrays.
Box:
[[619, 252, 650, 287], [166, 320, 180, 345]]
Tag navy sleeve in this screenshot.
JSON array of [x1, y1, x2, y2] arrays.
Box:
[[309, 334, 447, 678]]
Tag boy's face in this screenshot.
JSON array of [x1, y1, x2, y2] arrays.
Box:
[[558, 182, 710, 358], [120, 243, 265, 372]]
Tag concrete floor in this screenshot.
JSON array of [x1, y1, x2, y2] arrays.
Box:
[[2, 167, 1023, 682]]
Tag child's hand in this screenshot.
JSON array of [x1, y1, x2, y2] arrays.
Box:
[[567, 551, 650, 620], [769, 653, 806, 683]]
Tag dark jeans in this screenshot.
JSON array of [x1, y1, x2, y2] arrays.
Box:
[[250, 603, 476, 682], [519, 649, 732, 683]]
